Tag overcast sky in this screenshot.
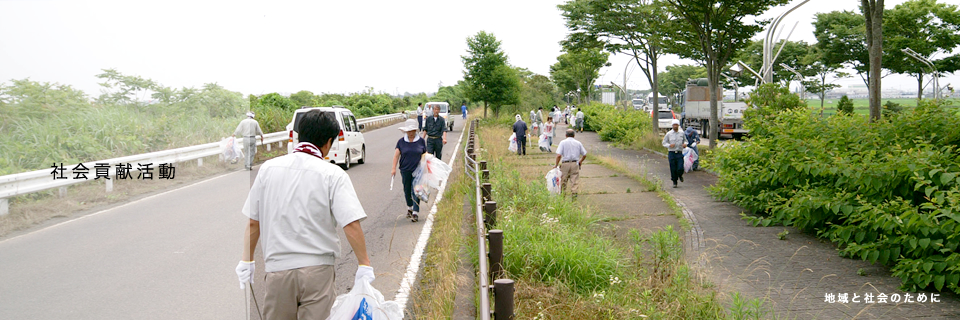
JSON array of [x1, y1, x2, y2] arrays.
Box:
[[1, 0, 957, 98]]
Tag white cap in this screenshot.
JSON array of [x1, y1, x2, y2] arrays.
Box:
[[671, 119, 680, 126], [398, 119, 419, 132], [246, 111, 255, 118]]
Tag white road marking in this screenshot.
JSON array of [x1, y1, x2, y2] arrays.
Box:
[[392, 125, 466, 314]]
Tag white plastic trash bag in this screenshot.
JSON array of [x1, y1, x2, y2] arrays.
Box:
[[538, 134, 550, 151], [326, 279, 402, 320], [545, 167, 562, 194], [508, 133, 518, 152], [220, 137, 243, 162], [412, 153, 453, 200], [683, 147, 699, 173]]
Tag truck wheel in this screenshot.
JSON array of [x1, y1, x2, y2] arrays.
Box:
[[701, 120, 710, 139], [733, 133, 744, 141]]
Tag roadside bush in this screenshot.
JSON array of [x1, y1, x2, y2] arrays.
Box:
[[577, 102, 653, 143], [709, 99, 960, 293], [883, 100, 904, 117]]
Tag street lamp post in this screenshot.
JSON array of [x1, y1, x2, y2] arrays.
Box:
[[780, 63, 805, 99], [901, 47, 940, 100], [720, 73, 739, 102], [762, 0, 810, 84]]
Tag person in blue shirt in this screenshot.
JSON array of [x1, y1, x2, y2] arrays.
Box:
[[391, 119, 427, 222], [684, 127, 701, 171], [461, 103, 467, 119]]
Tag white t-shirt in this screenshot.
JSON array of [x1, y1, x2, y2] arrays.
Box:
[[556, 137, 587, 162], [242, 153, 367, 272]]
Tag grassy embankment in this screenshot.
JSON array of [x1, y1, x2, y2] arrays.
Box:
[[412, 112, 729, 319]]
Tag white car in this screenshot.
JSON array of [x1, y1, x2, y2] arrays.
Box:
[[286, 106, 365, 170], [424, 101, 454, 132]]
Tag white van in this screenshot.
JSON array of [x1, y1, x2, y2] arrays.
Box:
[[286, 106, 365, 170], [423, 102, 454, 132]]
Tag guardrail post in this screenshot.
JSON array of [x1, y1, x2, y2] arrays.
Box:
[[105, 178, 113, 193], [480, 161, 487, 171], [59, 187, 67, 199], [482, 183, 492, 202], [0, 198, 8, 216], [483, 201, 497, 229], [482, 170, 490, 182], [198, 158, 203, 167], [493, 279, 515, 320], [266, 143, 271, 152], [488, 229, 503, 279]]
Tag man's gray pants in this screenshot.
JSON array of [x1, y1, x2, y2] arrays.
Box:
[[244, 137, 256, 170]]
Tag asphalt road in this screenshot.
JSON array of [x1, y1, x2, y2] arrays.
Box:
[[0, 117, 464, 319]]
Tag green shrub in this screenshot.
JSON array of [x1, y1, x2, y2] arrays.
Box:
[[837, 95, 854, 115], [883, 100, 904, 117], [709, 99, 960, 293], [577, 102, 652, 144]]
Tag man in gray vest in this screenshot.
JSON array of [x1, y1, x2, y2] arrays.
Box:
[[234, 111, 264, 170]]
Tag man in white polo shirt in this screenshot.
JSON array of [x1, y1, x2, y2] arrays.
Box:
[[554, 129, 588, 198], [236, 109, 374, 320]]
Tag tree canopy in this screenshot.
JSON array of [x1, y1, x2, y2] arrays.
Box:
[[549, 47, 610, 105], [462, 31, 520, 117], [884, 0, 960, 99]]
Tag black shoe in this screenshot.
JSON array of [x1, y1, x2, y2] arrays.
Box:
[[673, 182, 678, 188], [679, 175, 684, 182], [411, 213, 419, 222], [406, 209, 413, 219]]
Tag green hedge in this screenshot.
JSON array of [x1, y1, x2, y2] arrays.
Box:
[[709, 100, 960, 293], [577, 102, 653, 144]]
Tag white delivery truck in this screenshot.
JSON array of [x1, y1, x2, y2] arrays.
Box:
[[679, 78, 748, 140]]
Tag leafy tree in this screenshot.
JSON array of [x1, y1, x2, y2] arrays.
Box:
[[884, 0, 960, 100], [657, 64, 706, 106], [662, 0, 788, 146], [549, 47, 610, 105], [516, 68, 562, 115], [485, 64, 522, 118], [559, 0, 670, 133], [257, 93, 297, 111], [802, 46, 849, 115], [837, 95, 854, 115], [814, 11, 872, 85], [462, 31, 510, 117], [0, 79, 89, 119], [289, 90, 316, 107], [95, 68, 157, 106], [862, 0, 885, 122]]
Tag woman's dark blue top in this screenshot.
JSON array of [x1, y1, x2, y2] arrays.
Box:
[[396, 136, 427, 172]]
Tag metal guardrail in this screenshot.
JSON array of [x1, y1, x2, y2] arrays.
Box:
[[0, 113, 406, 216], [463, 119, 514, 320]]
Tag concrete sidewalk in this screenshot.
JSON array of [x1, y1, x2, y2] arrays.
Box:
[[568, 125, 960, 319]]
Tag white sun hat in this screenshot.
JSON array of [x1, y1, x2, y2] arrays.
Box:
[[671, 119, 680, 126], [398, 119, 419, 132]]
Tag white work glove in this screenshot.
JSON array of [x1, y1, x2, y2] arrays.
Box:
[[690, 142, 697, 148], [355, 265, 375, 284], [236, 261, 255, 289]]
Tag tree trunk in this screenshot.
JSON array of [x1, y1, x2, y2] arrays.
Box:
[[707, 59, 718, 149], [863, 0, 884, 122]]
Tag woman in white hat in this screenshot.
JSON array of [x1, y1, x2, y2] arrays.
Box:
[[391, 119, 427, 222]]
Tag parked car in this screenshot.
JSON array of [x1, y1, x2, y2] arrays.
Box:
[[654, 109, 678, 132], [424, 101, 454, 131], [286, 106, 365, 170]]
